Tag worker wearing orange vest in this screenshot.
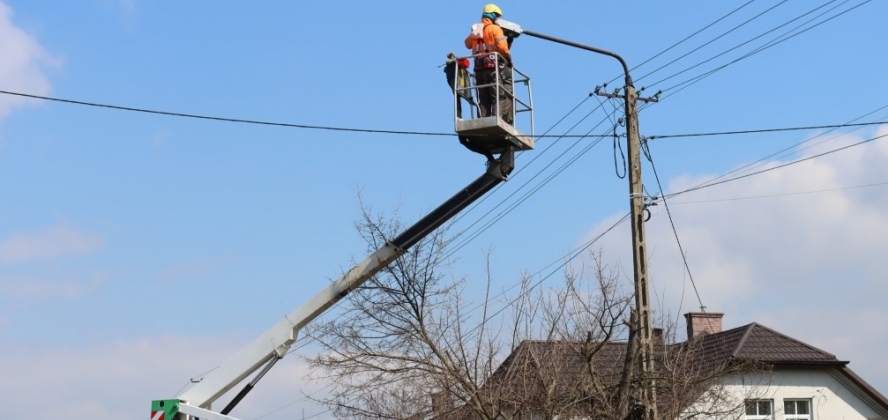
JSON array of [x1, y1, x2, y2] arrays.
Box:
[[464, 4, 513, 125]]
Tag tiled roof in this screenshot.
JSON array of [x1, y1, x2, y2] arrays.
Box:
[[691, 322, 845, 366], [431, 322, 880, 420], [731, 323, 841, 363]]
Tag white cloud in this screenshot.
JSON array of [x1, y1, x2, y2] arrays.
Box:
[[0, 227, 109, 321], [0, 335, 329, 420], [0, 226, 105, 264], [584, 126, 888, 392], [0, 1, 59, 119], [0, 270, 111, 304]]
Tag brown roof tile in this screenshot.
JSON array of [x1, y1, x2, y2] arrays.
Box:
[[431, 323, 876, 420], [730, 323, 842, 364]]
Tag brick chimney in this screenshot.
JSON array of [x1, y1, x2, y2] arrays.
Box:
[[684, 312, 723, 339]]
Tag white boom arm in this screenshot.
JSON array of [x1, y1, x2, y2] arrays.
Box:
[[157, 156, 514, 420], [179, 244, 402, 408]]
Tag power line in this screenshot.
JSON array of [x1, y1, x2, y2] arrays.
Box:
[[628, 0, 872, 115], [0, 89, 455, 136], [5, 88, 883, 145], [446, 105, 618, 256], [0, 89, 608, 139], [667, 180, 888, 204], [657, 0, 872, 97], [648, 121, 887, 140], [451, 212, 632, 344], [664, 131, 888, 199], [635, 0, 793, 85], [673, 105, 888, 196], [448, 94, 597, 228], [641, 139, 706, 313], [643, 0, 836, 88], [603, 0, 762, 86]]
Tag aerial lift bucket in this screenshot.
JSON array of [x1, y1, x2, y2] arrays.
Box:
[[452, 53, 535, 156]]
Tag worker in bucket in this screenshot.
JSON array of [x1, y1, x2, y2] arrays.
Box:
[[464, 3, 513, 125]]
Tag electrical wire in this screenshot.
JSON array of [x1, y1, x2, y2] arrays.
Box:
[[445, 212, 632, 346], [0, 89, 456, 136], [603, 0, 761, 86], [648, 121, 887, 140], [626, 0, 873, 117], [636, 0, 794, 85], [657, 0, 872, 97], [643, 0, 838, 88], [0, 89, 607, 139], [641, 138, 706, 312], [664, 131, 888, 199], [672, 106, 888, 195], [667, 180, 888, 204], [446, 104, 618, 254], [447, 94, 597, 228], [445, 114, 618, 259]]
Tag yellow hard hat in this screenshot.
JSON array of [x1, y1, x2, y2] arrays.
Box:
[[482, 3, 503, 16]]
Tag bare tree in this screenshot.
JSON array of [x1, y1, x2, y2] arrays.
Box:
[[305, 209, 766, 420]]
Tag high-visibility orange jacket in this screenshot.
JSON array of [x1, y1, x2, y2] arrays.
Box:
[[464, 17, 511, 69]]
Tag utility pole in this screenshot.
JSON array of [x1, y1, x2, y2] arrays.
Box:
[[518, 27, 659, 420], [594, 78, 659, 420], [625, 83, 657, 420]]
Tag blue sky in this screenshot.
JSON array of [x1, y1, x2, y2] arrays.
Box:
[[1, 1, 888, 419]]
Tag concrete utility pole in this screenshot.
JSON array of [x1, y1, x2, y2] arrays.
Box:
[[624, 83, 658, 420], [520, 28, 659, 420]]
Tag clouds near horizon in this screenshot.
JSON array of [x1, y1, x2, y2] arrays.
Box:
[[585, 126, 888, 390], [0, 0, 58, 120]]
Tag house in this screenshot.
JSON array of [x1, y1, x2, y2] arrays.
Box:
[[680, 312, 888, 420], [431, 312, 888, 420]]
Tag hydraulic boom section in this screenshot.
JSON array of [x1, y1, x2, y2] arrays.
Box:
[[153, 152, 515, 420]]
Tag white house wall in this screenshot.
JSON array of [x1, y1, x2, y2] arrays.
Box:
[[680, 368, 887, 420]]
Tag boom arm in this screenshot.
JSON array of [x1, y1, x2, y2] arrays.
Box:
[[161, 154, 514, 420]]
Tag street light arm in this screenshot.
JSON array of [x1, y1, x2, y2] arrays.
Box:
[[521, 30, 633, 88]]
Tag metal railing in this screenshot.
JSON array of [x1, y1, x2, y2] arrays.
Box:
[[451, 52, 534, 137]]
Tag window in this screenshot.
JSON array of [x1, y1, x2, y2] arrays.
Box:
[[784, 399, 811, 420], [746, 399, 774, 420]]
